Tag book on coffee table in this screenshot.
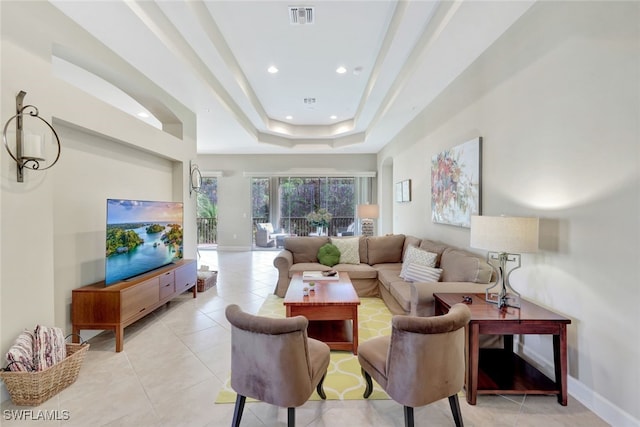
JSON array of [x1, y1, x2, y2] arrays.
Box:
[[302, 271, 340, 281]]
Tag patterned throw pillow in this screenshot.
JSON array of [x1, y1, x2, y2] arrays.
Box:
[[5, 330, 35, 372], [33, 325, 66, 371], [403, 263, 443, 283], [331, 237, 361, 265], [400, 246, 437, 279]]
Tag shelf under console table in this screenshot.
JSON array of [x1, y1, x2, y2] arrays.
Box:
[[434, 292, 571, 406], [71, 259, 197, 352]]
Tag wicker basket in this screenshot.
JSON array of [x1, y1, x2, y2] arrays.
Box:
[[0, 342, 90, 406], [197, 271, 217, 292]]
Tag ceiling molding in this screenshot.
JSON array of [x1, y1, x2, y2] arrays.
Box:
[[256, 131, 366, 149], [125, 0, 258, 138], [40, 0, 537, 154]]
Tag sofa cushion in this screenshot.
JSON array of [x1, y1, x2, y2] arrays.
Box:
[[284, 236, 330, 263], [440, 248, 493, 283], [366, 234, 405, 265], [403, 263, 443, 283], [332, 263, 378, 280], [289, 262, 377, 280], [377, 268, 402, 291], [389, 280, 412, 312], [403, 235, 422, 258], [330, 237, 360, 264], [290, 262, 328, 276], [318, 243, 340, 267], [400, 246, 437, 279], [357, 236, 368, 265], [418, 239, 450, 267]]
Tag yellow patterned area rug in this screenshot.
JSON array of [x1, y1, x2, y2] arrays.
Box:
[[215, 295, 392, 403]]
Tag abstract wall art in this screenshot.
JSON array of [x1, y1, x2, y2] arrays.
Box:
[[431, 137, 482, 228]]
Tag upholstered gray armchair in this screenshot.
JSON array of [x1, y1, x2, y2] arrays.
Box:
[[358, 303, 471, 427], [225, 304, 331, 427], [255, 223, 276, 247]]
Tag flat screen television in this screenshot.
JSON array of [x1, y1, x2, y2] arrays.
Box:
[[105, 199, 184, 285]]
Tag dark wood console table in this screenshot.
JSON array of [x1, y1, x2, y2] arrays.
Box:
[[434, 293, 571, 406]]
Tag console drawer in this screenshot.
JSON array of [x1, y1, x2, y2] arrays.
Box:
[[121, 277, 159, 320], [159, 270, 175, 299]]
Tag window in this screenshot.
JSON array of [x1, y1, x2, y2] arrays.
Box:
[[279, 177, 356, 236]]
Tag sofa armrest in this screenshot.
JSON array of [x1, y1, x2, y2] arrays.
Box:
[[273, 250, 293, 297], [410, 282, 437, 317]]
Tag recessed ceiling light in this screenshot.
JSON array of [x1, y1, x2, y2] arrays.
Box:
[[285, 115, 293, 120], [330, 115, 337, 120], [137, 112, 150, 118], [336, 66, 347, 74], [268, 65, 279, 74]]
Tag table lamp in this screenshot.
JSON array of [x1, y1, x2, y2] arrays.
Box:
[[357, 204, 379, 237], [470, 215, 539, 309]]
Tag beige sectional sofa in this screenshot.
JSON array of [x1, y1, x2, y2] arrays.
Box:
[[273, 234, 495, 316]]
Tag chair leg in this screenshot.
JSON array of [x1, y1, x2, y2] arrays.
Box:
[[403, 406, 414, 427], [316, 374, 327, 400], [362, 368, 373, 398], [448, 394, 464, 427], [287, 407, 295, 427], [231, 395, 246, 427]]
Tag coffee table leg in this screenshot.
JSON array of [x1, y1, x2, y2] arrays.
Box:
[[467, 323, 479, 405], [554, 325, 568, 405], [352, 306, 358, 355]]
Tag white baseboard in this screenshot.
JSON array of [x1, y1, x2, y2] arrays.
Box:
[[518, 342, 639, 427]]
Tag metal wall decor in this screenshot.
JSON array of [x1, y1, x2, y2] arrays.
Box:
[[2, 90, 61, 182], [190, 160, 203, 197]]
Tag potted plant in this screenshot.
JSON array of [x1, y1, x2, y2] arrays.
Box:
[[306, 208, 333, 235]]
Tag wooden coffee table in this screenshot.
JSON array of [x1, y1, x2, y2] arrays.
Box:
[[434, 293, 571, 406], [284, 272, 360, 354]]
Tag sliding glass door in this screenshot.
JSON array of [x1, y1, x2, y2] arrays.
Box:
[[251, 175, 373, 248], [279, 177, 356, 236]]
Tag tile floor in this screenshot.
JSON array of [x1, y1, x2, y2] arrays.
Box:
[[1, 250, 609, 426]]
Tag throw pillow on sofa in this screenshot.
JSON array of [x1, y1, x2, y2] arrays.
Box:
[[403, 263, 443, 283], [330, 237, 360, 264], [400, 245, 437, 279], [317, 243, 341, 267]]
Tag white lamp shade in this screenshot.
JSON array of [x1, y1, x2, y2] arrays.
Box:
[[470, 215, 539, 253], [357, 204, 379, 219]]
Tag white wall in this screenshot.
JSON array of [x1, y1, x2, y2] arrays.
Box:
[[379, 2, 639, 425], [195, 154, 377, 250], [1, 1, 198, 401], [51, 123, 178, 333]]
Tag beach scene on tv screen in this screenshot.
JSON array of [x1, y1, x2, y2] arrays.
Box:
[[106, 199, 183, 284]]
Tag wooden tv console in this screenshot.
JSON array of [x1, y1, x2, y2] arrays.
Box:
[[71, 259, 197, 352]]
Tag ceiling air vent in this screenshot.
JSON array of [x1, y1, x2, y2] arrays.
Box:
[[289, 6, 314, 25]]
